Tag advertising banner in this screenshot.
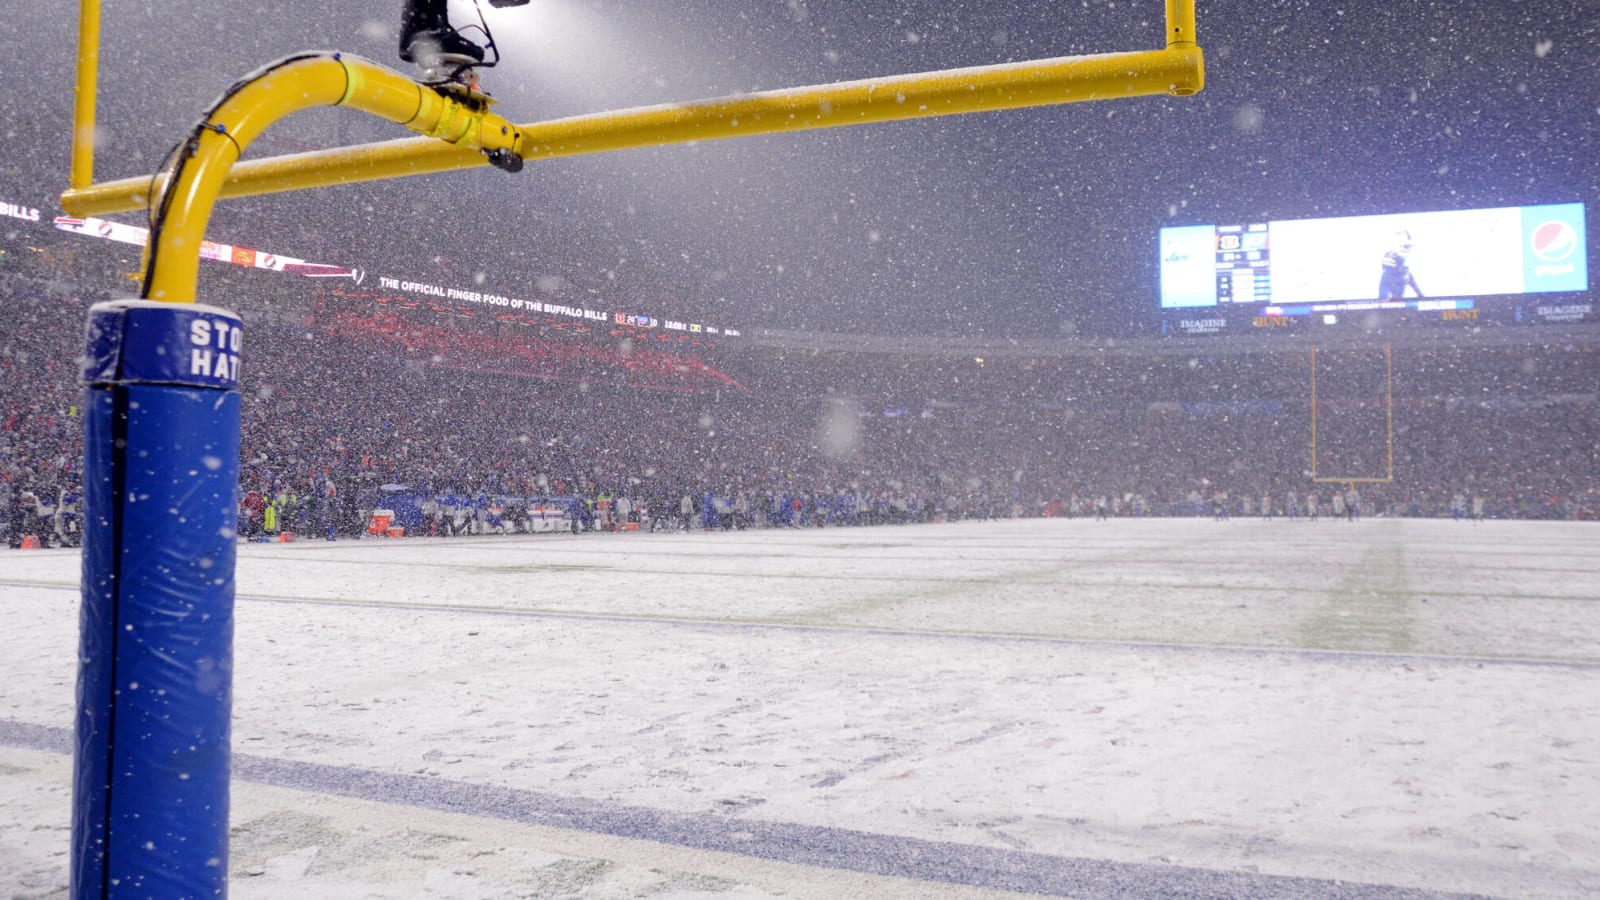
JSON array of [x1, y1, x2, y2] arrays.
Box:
[[54, 215, 366, 283], [45, 210, 744, 341]]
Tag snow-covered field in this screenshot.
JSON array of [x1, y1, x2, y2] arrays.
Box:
[[3, 517, 1599, 898]]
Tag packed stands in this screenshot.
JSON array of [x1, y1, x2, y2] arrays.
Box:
[[4, 270, 1598, 546]]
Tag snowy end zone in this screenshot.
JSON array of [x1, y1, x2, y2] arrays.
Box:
[[3, 518, 1598, 898]]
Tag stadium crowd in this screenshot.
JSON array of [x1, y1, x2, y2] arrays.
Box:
[[4, 272, 1599, 547]]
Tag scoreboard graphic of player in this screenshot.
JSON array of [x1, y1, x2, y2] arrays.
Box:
[[1159, 203, 1587, 316]]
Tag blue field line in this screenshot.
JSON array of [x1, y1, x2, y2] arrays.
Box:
[[2, 576, 1597, 672], [0, 719, 1476, 899]]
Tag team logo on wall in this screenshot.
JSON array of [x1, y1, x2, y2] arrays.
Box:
[[1530, 220, 1578, 263], [1, 200, 42, 222]]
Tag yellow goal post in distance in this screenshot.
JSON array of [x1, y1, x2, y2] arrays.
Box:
[[1309, 344, 1397, 491]]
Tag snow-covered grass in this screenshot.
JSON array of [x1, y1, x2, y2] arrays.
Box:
[[3, 518, 1599, 897]]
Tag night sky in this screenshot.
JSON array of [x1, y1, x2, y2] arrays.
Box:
[[2, 1, 1596, 338]]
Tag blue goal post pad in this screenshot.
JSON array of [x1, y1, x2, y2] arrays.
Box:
[[82, 300, 243, 389]]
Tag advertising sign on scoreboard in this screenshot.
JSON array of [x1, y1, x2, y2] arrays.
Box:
[[1159, 203, 1588, 325]]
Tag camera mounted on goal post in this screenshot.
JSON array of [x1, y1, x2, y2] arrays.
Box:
[[399, 1, 531, 87], [399, 0, 531, 172]]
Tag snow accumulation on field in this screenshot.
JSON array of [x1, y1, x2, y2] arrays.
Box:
[[3, 517, 1599, 898]]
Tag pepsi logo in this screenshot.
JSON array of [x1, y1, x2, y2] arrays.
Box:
[[1530, 220, 1578, 263]]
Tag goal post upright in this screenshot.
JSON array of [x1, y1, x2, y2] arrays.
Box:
[[1310, 346, 1319, 480], [65, 35, 536, 900], [1386, 342, 1396, 484], [70, 0, 100, 191], [63, 2, 1205, 897]]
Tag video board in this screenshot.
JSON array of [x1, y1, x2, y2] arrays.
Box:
[[1159, 203, 1588, 329]]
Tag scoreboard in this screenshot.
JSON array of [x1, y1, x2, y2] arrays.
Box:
[[1159, 203, 1588, 331], [1213, 224, 1272, 304]]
